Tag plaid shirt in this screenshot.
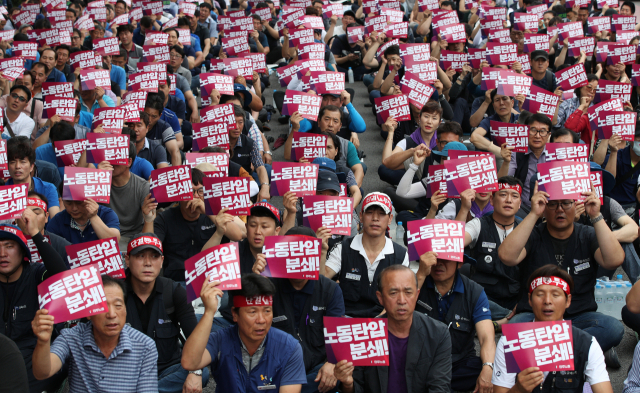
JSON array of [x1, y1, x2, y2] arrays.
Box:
[[555, 97, 580, 129]]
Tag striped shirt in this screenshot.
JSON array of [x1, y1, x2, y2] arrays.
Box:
[[50, 322, 158, 393]]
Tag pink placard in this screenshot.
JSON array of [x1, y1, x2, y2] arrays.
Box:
[[203, 176, 251, 215], [282, 90, 322, 121], [347, 26, 365, 43], [240, 53, 267, 74], [85, 133, 129, 166], [184, 243, 242, 302], [222, 36, 250, 56], [596, 111, 637, 141], [66, 237, 124, 278], [185, 152, 229, 172], [424, 164, 448, 198], [400, 71, 435, 108], [200, 73, 234, 105], [323, 317, 389, 366], [13, 10, 36, 28], [557, 21, 583, 43], [262, 235, 321, 280], [489, 121, 529, 153], [536, 161, 590, 201], [407, 219, 464, 261], [444, 155, 498, 196], [91, 107, 126, 134], [567, 37, 594, 58], [502, 321, 574, 373], [403, 59, 437, 83], [439, 50, 468, 72], [594, 79, 632, 103], [0, 140, 6, 171], [496, 72, 532, 96], [270, 162, 318, 197], [467, 48, 485, 69], [290, 132, 327, 162], [11, 41, 37, 60], [555, 63, 588, 91], [309, 71, 345, 95], [79, 69, 111, 91], [0, 57, 24, 71], [544, 143, 589, 163], [74, 14, 94, 30], [588, 16, 611, 34], [481, 67, 512, 90], [142, 44, 170, 62], [448, 150, 492, 160], [513, 12, 537, 31], [374, 94, 411, 123], [37, 266, 108, 324], [93, 37, 120, 56], [607, 44, 636, 65], [289, 28, 314, 47], [588, 98, 623, 130], [253, 7, 273, 22], [591, 171, 604, 204], [149, 166, 192, 203], [302, 195, 353, 235], [127, 71, 159, 92], [632, 65, 640, 87], [596, 42, 622, 63], [487, 28, 512, 44], [201, 154, 230, 178], [611, 14, 637, 32], [199, 103, 237, 127], [42, 82, 73, 98], [179, 1, 196, 16], [43, 95, 77, 122], [223, 57, 253, 81], [63, 168, 111, 203], [70, 51, 99, 71], [399, 43, 431, 61], [142, 0, 163, 15], [144, 32, 169, 45], [54, 140, 87, 167], [0, 184, 27, 220], [192, 121, 230, 152]]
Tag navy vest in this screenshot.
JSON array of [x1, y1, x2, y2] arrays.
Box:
[[230, 134, 254, 174]]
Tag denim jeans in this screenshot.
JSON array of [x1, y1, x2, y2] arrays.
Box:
[[252, 163, 272, 185], [509, 311, 624, 352], [158, 363, 210, 393], [303, 362, 325, 393], [378, 164, 406, 186], [363, 74, 375, 87]]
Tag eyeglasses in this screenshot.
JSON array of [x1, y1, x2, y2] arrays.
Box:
[[170, 54, 182, 59], [529, 128, 550, 137], [10, 93, 27, 103], [193, 188, 204, 197], [547, 200, 574, 210], [72, 36, 81, 40]]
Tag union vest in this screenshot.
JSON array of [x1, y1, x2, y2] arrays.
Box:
[[514, 152, 530, 186], [338, 237, 407, 318], [230, 134, 254, 174]]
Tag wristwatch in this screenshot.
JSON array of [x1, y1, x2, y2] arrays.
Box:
[[265, 151, 272, 156], [482, 362, 494, 370], [590, 213, 604, 225], [189, 370, 203, 376]]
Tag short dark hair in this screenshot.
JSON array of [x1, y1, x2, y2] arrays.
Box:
[[436, 121, 463, 140], [377, 265, 417, 292], [49, 121, 76, 142], [233, 104, 246, 119], [220, 93, 243, 105], [7, 136, 35, 164], [164, 27, 177, 36], [383, 44, 400, 58], [252, 13, 263, 21], [420, 101, 443, 119], [518, 110, 533, 125], [230, 273, 276, 309], [34, 18, 52, 30], [527, 264, 574, 297], [31, 62, 50, 75], [200, 2, 213, 10], [28, 190, 49, 207], [285, 226, 316, 237], [550, 128, 579, 143], [192, 168, 204, 186], [177, 16, 190, 28], [101, 274, 127, 302], [138, 111, 150, 126], [145, 93, 165, 113], [66, 7, 77, 17], [13, 32, 29, 42], [318, 104, 341, 121], [117, 24, 134, 35], [622, 0, 635, 13], [10, 85, 32, 103], [497, 175, 523, 189], [55, 44, 71, 55], [440, 0, 455, 7], [320, 131, 341, 162], [170, 45, 185, 58], [199, 146, 226, 153], [140, 16, 153, 28], [490, 89, 513, 103], [525, 113, 552, 129]]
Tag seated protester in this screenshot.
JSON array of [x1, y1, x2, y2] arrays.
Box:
[[330, 21, 371, 81], [77, 74, 116, 116], [324, 192, 409, 317], [553, 73, 598, 132], [166, 27, 197, 70], [177, 16, 206, 68], [413, 251, 495, 393], [498, 179, 625, 366], [25, 192, 71, 263], [249, 15, 270, 54], [529, 50, 560, 94], [31, 276, 159, 392], [6, 136, 60, 217], [47, 196, 121, 245], [1, 85, 36, 138], [469, 90, 521, 156], [152, 168, 245, 283], [197, 2, 218, 49], [118, 24, 145, 69], [34, 121, 77, 179], [198, 145, 256, 186], [133, 15, 162, 47], [312, 141, 362, 207], [143, 96, 182, 167], [0, 331, 29, 392], [333, 265, 452, 393], [252, 226, 345, 393], [493, 265, 613, 393], [181, 274, 307, 392], [102, 53, 128, 93], [255, 2, 283, 64], [435, 187, 493, 221], [118, 128, 155, 180], [287, 106, 365, 187], [229, 105, 271, 200], [39, 49, 67, 83], [0, 219, 69, 393], [469, 79, 498, 129], [158, 74, 186, 126], [326, 9, 356, 41], [124, 233, 210, 392], [232, 77, 264, 114], [54, 45, 75, 84], [601, 126, 640, 208], [128, 114, 170, 169], [30, 63, 49, 100], [0, 72, 43, 136], [168, 46, 193, 88], [111, 47, 136, 76], [498, 113, 552, 216], [146, 92, 183, 149]]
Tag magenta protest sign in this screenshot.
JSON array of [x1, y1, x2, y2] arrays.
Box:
[[438, 23, 466, 42], [481, 68, 519, 90], [309, 71, 345, 95], [607, 44, 636, 65], [223, 57, 253, 81], [302, 195, 353, 235], [612, 14, 636, 32], [567, 37, 594, 58], [199, 103, 237, 128], [66, 237, 125, 278], [544, 143, 589, 163], [347, 26, 365, 43], [192, 121, 230, 152], [297, 42, 324, 60], [588, 98, 623, 130], [239, 53, 267, 74], [203, 176, 251, 215], [93, 37, 119, 56], [555, 63, 588, 91], [323, 317, 389, 366], [400, 72, 435, 108], [43, 95, 76, 122], [486, 43, 517, 66], [591, 171, 604, 204], [0, 140, 6, 171], [291, 133, 327, 162], [142, 44, 170, 62], [221, 36, 250, 56], [403, 59, 437, 83], [502, 321, 574, 373], [444, 155, 498, 196], [467, 48, 485, 69], [374, 94, 411, 123], [496, 72, 532, 96], [487, 28, 512, 44], [37, 266, 108, 324], [91, 106, 125, 134], [594, 79, 632, 103], [54, 140, 87, 167], [588, 16, 611, 34], [489, 121, 529, 153], [261, 235, 321, 280], [79, 69, 111, 91], [523, 34, 549, 53], [557, 21, 583, 43], [149, 166, 192, 203], [11, 41, 37, 60], [85, 133, 129, 166], [424, 164, 448, 198], [537, 161, 590, 201], [282, 90, 322, 121], [595, 42, 622, 63], [184, 243, 241, 302], [127, 71, 159, 92], [448, 150, 492, 160], [633, 65, 640, 87], [63, 168, 111, 203], [271, 162, 318, 197], [185, 152, 229, 174], [407, 219, 465, 261], [596, 111, 637, 141], [513, 12, 537, 31], [200, 73, 234, 105], [0, 184, 26, 220], [439, 50, 468, 72]]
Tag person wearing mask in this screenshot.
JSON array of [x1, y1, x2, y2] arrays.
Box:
[[1, 85, 35, 138]]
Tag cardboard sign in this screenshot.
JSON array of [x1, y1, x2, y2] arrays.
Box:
[[596, 111, 637, 141], [185, 152, 229, 171], [199, 104, 237, 128], [93, 37, 120, 56], [200, 154, 230, 178], [567, 37, 594, 58], [239, 53, 267, 74], [403, 59, 437, 83], [487, 28, 512, 44], [611, 14, 637, 32], [588, 98, 623, 131], [347, 26, 365, 43], [0, 140, 6, 171], [270, 162, 318, 196], [253, 7, 273, 22], [480, 18, 504, 35], [74, 14, 94, 30], [439, 50, 468, 72], [0, 67, 24, 82], [424, 164, 448, 198], [200, 73, 234, 105], [221, 36, 250, 56], [85, 133, 129, 166], [555, 63, 588, 91], [297, 42, 325, 61], [43, 95, 77, 122], [223, 57, 253, 81], [594, 79, 632, 103], [192, 119, 230, 152], [79, 69, 111, 91], [142, 0, 163, 15], [88, 5, 107, 21], [435, 23, 464, 43], [502, 321, 574, 373], [282, 90, 322, 121], [295, 59, 326, 79], [321, 3, 343, 17], [63, 168, 111, 203], [184, 243, 242, 302], [262, 235, 321, 280], [70, 51, 99, 71], [289, 28, 314, 47], [302, 195, 353, 235], [595, 42, 622, 63], [588, 16, 611, 34], [203, 176, 251, 215], [399, 43, 431, 62], [374, 94, 411, 123], [617, 30, 638, 45], [127, 71, 159, 92], [513, 12, 538, 31], [364, 15, 388, 35], [557, 21, 584, 43], [543, 143, 588, 163], [91, 107, 126, 134], [496, 73, 532, 96], [290, 133, 327, 162], [517, 54, 531, 75], [142, 44, 170, 62], [111, 13, 130, 25], [37, 266, 108, 324], [607, 44, 636, 65], [323, 317, 389, 366], [66, 237, 125, 278], [144, 32, 169, 45], [400, 72, 435, 108], [418, 0, 440, 10], [0, 184, 27, 220], [0, 57, 24, 72], [591, 171, 604, 204], [432, 11, 459, 32], [179, 1, 196, 16], [486, 43, 517, 66], [54, 140, 87, 167], [130, 7, 143, 21], [536, 161, 590, 201], [407, 219, 464, 261], [149, 166, 192, 203], [42, 82, 74, 98], [308, 71, 345, 96], [490, 121, 529, 153], [444, 155, 498, 196], [13, 10, 36, 28], [11, 41, 37, 60], [122, 90, 148, 112]]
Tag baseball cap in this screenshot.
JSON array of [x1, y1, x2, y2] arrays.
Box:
[[128, 233, 163, 256], [432, 141, 468, 157], [233, 83, 253, 107], [361, 192, 392, 214], [251, 201, 281, 226], [324, 93, 341, 99], [317, 171, 341, 193], [312, 157, 336, 173], [0, 225, 30, 262], [531, 50, 549, 61]]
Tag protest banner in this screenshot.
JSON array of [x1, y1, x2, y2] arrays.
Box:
[[221, 36, 250, 56], [142, 0, 163, 15], [444, 155, 498, 196], [588, 98, 623, 130], [185, 152, 229, 172], [467, 48, 486, 69], [489, 121, 529, 152], [347, 26, 365, 43], [496, 72, 532, 96], [536, 161, 591, 200], [149, 166, 192, 203], [42, 82, 74, 98], [523, 34, 549, 53], [407, 219, 465, 261], [448, 150, 492, 160], [596, 111, 637, 141], [486, 42, 518, 66], [11, 41, 37, 60], [399, 43, 431, 62], [323, 317, 389, 366], [0, 140, 6, 171], [199, 103, 237, 128], [43, 95, 76, 122], [85, 133, 129, 166], [403, 59, 438, 83], [271, 162, 318, 196], [308, 71, 345, 95], [633, 64, 640, 87], [513, 12, 538, 31], [594, 79, 632, 103], [142, 44, 170, 62], [567, 37, 594, 57], [424, 164, 448, 198], [200, 153, 230, 178], [179, 1, 196, 16], [66, 237, 125, 278], [588, 16, 611, 34], [282, 90, 322, 121], [591, 170, 604, 204], [374, 94, 411, 123], [203, 176, 251, 215], [91, 106, 126, 134], [400, 72, 436, 108], [122, 90, 148, 111], [223, 57, 253, 81], [555, 63, 588, 91], [93, 37, 120, 56], [289, 28, 314, 47], [616, 30, 637, 44], [79, 69, 111, 91], [502, 321, 574, 373], [596, 42, 623, 63], [70, 51, 99, 71], [480, 18, 503, 35], [0, 57, 24, 72], [557, 21, 584, 43], [127, 71, 159, 92], [487, 28, 512, 44], [290, 133, 327, 162], [144, 31, 168, 45], [54, 140, 87, 167], [192, 121, 230, 151], [0, 184, 26, 220], [607, 44, 636, 65], [612, 14, 636, 31], [200, 73, 234, 105], [184, 243, 241, 301], [481, 67, 513, 90], [439, 50, 468, 72], [544, 143, 589, 163], [239, 53, 267, 74], [437, 23, 466, 42], [261, 235, 321, 280], [302, 195, 353, 235]]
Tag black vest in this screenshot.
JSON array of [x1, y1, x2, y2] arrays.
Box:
[[517, 223, 597, 317], [514, 153, 530, 187], [531, 327, 593, 393], [415, 274, 483, 363], [338, 237, 407, 318], [229, 161, 241, 177], [125, 276, 181, 373], [470, 214, 521, 301], [271, 276, 338, 372], [230, 134, 254, 174]]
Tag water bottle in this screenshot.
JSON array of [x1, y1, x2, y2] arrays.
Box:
[[617, 274, 624, 282], [595, 284, 604, 313], [395, 222, 405, 247], [201, 64, 206, 74], [348, 67, 354, 84], [603, 283, 614, 317], [614, 283, 625, 319], [272, 89, 277, 108]]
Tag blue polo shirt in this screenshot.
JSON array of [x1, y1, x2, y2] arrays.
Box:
[[603, 145, 638, 205], [131, 156, 154, 180], [46, 68, 67, 83], [47, 205, 121, 245], [6, 177, 59, 209], [79, 94, 115, 115], [161, 108, 181, 134], [35, 143, 61, 178], [425, 272, 491, 324], [110, 64, 127, 92], [166, 95, 186, 120], [78, 111, 94, 129]]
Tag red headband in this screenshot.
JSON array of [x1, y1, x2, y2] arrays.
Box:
[[497, 183, 522, 195], [233, 295, 273, 308], [127, 236, 163, 254], [27, 198, 48, 211], [529, 276, 571, 294]]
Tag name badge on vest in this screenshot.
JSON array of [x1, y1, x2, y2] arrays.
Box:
[[345, 272, 361, 281], [272, 315, 287, 323], [482, 242, 497, 249], [258, 386, 276, 390]]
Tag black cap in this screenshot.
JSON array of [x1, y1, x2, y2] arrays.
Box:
[[531, 50, 549, 61]]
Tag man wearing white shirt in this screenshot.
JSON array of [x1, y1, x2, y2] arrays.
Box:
[[2, 86, 35, 138]]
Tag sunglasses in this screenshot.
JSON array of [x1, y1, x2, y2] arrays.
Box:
[[10, 93, 27, 103]]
